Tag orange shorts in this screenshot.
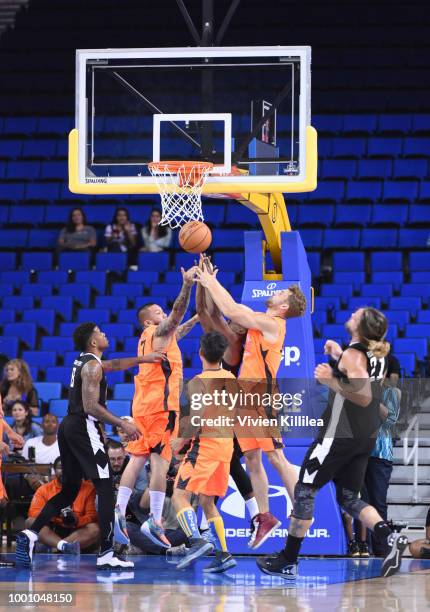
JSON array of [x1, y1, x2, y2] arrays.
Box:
[[175, 452, 230, 497], [238, 436, 284, 453], [126, 411, 178, 463]]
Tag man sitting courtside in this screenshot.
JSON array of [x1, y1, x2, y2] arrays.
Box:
[[26, 457, 100, 554]]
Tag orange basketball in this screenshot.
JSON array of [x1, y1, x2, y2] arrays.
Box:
[[179, 221, 212, 254]]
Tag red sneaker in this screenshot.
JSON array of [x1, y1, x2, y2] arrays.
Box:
[[248, 512, 281, 549]]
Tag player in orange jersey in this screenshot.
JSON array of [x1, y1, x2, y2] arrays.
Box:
[[115, 266, 198, 548], [195, 266, 306, 549], [171, 331, 237, 572]]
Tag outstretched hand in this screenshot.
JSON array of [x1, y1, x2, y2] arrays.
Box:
[[181, 266, 199, 285], [194, 266, 218, 288], [198, 253, 217, 275]]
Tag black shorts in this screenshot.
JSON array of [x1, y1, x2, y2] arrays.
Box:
[[58, 414, 112, 485], [299, 437, 374, 492]]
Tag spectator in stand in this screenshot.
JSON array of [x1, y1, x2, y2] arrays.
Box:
[[26, 457, 100, 554], [1, 359, 39, 417], [0, 396, 25, 509], [57, 207, 97, 252], [115, 416, 134, 449], [140, 208, 172, 252], [104, 207, 138, 264], [107, 439, 130, 497], [8, 400, 42, 450], [22, 414, 60, 493]]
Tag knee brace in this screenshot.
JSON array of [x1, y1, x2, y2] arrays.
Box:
[[336, 486, 368, 519], [291, 482, 318, 520]]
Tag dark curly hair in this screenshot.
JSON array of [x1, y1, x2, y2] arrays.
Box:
[[73, 322, 97, 352]]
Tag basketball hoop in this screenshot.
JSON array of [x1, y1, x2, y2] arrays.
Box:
[[148, 160, 214, 229]]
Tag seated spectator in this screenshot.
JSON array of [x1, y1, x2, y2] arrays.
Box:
[[140, 208, 172, 252], [26, 457, 100, 554], [115, 416, 134, 449], [104, 207, 138, 263], [22, 414, 60, 493], [1, 359, 39, 417], [0, 396, 24, 509], [8, 400, 42, 450], [107, 439, 130, 495], [57, 207, 97, 252]]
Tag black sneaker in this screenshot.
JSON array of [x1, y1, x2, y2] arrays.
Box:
[[348, 540, 360, 557], [381, 533, 409, 577], [176, 538, 214, 570], [358, 541, 370, 557], [256, 551, 298, 581], [203, 551, 237, 573]]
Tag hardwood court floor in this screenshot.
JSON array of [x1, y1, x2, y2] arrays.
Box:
[[0, 554, 429, 611]]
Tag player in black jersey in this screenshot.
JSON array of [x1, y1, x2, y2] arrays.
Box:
[[195, 255, 260, 544], [257, 307, 409, 581], [16, 322, 165, 570]]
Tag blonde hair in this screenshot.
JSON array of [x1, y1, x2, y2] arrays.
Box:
[[285, 285, 307, 319], [4, 358, 33, 394], [358, 308, 390, 359]]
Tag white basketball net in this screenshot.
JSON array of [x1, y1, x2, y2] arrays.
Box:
[[148, 161, 213, 229]]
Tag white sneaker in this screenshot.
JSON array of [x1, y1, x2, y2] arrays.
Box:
[[96, 550, 134, 570]]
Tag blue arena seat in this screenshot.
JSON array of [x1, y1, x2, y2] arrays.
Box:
[[44, 205, 74, 226], [63, 352, 78, 366], [49, 399, 69, 418], [111, 283, 143, 298], [22, 140, 56, 160], [332, 271, 365, 290], [370, 251, 402, 271], [76, 308, 111, 324], [321, 160, 356, 180], [383, 181, 418, 203], [9, 204, 44, 226], [357, 159, 392, 180], [372, 205, 408, 227], [0, 184, 25, 202], [75, 271, 106, 294], [417, 312, 430, 323], [4, 117, 37, 136], [0, 229, 28, 248], [348, 297, 382, 310], [343, 114, 377, 134], [0, 309, 15, 324], [23, 309, 55, 334], [4, 323, 36, 348], [7, 161, 40, 180], [401, 283, 430, 305], [58, 252, 90, 271], [0, 270, 29, 287], [27, 229, 58, 249], [41, 336, 74, 352], [398, 229, 429, 248], [297, 205, 335, 227], [34, 382, 62, 403], [320, 284, 354, 299], [45, 367, 72, 387], [299, 229, 323, 249], [371, 271, 404, 289], [411, 271, 430, 283], [103, 324, 134, 339], [314, 296, 341, 312], [59, 284, 91, 307], [40, 161, 68, 180], [211, 252, 244, 272], [0, 284, 13, 297], [113, 383, 134, 400], [95, 296, 127, 310], [393, 159, 428, 179], [151, 284, 182, 298], [22, 350, 56, 369], [95, 253, 127, 272], [37, 117, 73, 135], [3, 296, 34, 310], [313, 115, 343, 135], [361, 229, 398, 248], [37, 271, 68, 285], [389, 297, 421, 316], [331, 138, 366, 158], [21, 252, 53, 270], [346, 181, 382, 203], [378, 115, 412, 135], [321, 324, 350, 343], [409, 252, 430, 271], [360, 283, 393, 299], [107, 399, 131, 418], [307, 181, 345, 203], [393, 338, 427, 360], [332, 252, 365, 271], [0, 140, 22, 160], [334, 204, 371, 227], [138, 252, 170, 271], [403, 138, 430, 158], [367, 138, 402, 158], [211, 230, 244, 249], [85, 206, 116, 226], [41, 296, 73, 321], [124, 337, 138, 353], [412, 115, 430, 135], [396, 354, 416, 376], [405, 324, 430, 339], [0, 336, 18, 357], [409, 205, 430, 226], [126, 270, 159, 287], [117, 310, 139, 325], [323, 229, 360, 249], [224, 205, 256, 227], [384, 311, 409, 331], [311, 311, 327, 334], [21, 283, 52, 298]]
